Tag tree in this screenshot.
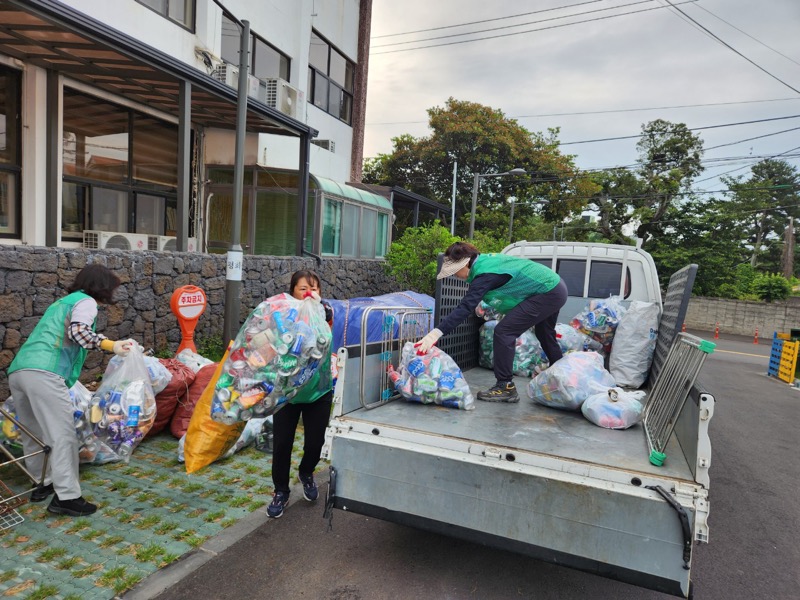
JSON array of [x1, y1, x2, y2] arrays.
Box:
[[721, 159, 800, 273], [384, 222, 459, 296], [363, 98, 599, 239], [751, 273, 791, 302], [634, 119, 704, 245]]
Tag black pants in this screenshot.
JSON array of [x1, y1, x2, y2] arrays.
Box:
[[493, 279, 568, 383], [271, 390, 333, 494]]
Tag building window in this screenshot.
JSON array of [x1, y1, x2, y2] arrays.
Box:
[[61, 88, 179, 240], [308, 31, 354, 125], [0, 65, 21, 237], [137, 0, 194, 29], [221, 15, 290, 82], [321, 197, 389, 259]]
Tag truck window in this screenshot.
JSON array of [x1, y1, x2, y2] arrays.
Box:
[[588, 261, 631, 299], [555, 259, 585, 296]]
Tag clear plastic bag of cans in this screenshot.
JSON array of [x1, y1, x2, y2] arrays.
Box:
[[581, 387, 645, 429], [387, 342, 475, 410], [474, 300, 503, 322], [90, 346, 157, 463], [569, 296, 627, 354], [105, 353, 172, 394], [478, 320, 549, 376], [0, 396, 23, 456], [210, 293, 332, 424], [527, 351, 615, 411], [69, 381, 118, 464], [555, 323, 601, 354]]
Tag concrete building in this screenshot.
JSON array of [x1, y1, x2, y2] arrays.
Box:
[[0, 0, 393, 259]]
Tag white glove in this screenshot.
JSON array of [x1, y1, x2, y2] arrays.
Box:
[[309, 291, 322, 302], [112, 339, 136, 357], [414, 328, 442, 355]]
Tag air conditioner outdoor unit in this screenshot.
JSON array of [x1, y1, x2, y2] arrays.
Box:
[[83, 230, 149, 251], [263, 78, 304, 120], [151, 236, 198, 252], [311, 139, 336, 153], [212, 63, 263, 102]]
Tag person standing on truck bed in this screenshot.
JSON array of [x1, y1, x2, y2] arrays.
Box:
[[414, 241, 567, 403]]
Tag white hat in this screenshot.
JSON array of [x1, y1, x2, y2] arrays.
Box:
[[437, 256, 470, 279]]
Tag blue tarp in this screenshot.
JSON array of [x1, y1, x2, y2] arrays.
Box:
[[327, 291, 434, 349]]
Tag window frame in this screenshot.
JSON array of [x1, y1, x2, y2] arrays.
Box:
[[308, 30, 354, 125], [136, 0, 195, 31], [0, 64, 21, 238], [221, 15, 291, 83]]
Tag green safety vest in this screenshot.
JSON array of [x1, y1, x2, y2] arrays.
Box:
[[468, 253, 561, 314], [8, 291, 95, 388]]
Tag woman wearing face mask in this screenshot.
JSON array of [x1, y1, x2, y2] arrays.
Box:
[[267, 270, 334, 519]]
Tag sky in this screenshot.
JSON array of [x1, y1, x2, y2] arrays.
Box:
[[364, 0, 800, 195]]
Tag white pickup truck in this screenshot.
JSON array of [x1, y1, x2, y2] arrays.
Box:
[[322, 242, 713, 599]]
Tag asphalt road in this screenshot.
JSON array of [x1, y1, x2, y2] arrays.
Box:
[[141, 331, 799, 600]]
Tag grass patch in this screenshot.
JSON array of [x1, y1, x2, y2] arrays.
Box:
[[134, 543, 166, 563], [240, 477, 258, 489], [185, 535, 207, 548], [151, 496, 171, 507], [37, 547, 67, 562], [0, 569, 17, 583], [228, 496, 250, 508], [19, 540, 47, 555], [80, 528, 106, 541], [72, 563, 103, 578], [135, 490, 157, 502], [180, 482, 204, 493], [55, 557, 81, 570], [203, 510, 226, 523], [100, 535, 125, 549], [159, 552, 181, 567], [172, 529, 195, 542], [220, 518, 237, 528], [249, 499, 267, 510], [244, 464, 260, 474], [22, 583, 59, 600], [169, 502, 189, 514], [113, 574, 143, 594], [97, 565, 127, 587], [135, 515, 162, 529], [154, 522, 178, 535], [65, 518, 92, 534], [118, 512, 140, 524], [187, 508, 205, 518]]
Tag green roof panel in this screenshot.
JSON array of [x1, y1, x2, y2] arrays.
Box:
[[311, 174, 393, 211]]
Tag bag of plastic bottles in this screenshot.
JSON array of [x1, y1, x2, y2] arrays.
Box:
[[479, 320, 549, 376], [388, 342, 474, 410], [528, 351, 615, 411], [90, 346, 157, 463], [210, 293, 332, 424], [0, 396, 23, 457], [581, 388, 646, 429], [106, 354, 172, 395], [570, 296, 627, 353], [175, 348, 215, 373], [68, 381, 118, 464], [555, 323, 601, 354]]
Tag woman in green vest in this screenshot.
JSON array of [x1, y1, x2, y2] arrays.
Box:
[[415, 242, 568, 403], [8, 263, 136, 517], [267, 270, 333, 519]]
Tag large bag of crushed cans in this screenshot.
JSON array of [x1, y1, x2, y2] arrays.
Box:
[[388, 342, 474, 410], [210, 293, 332, 424], [479, 320, 548, 376], [89, 346, 157, 463], [570, 296, 626, 354], [528, 351, 615, 411]]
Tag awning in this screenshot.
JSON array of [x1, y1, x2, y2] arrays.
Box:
[[312, 175, 393, 211], [0, 0, 317, 138]]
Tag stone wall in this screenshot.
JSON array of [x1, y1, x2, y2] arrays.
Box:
[[685, 296, 800, 338], [0, 245, 400, 397]]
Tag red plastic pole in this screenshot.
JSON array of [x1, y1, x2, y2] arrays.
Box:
[[714, 322, 719, 339]]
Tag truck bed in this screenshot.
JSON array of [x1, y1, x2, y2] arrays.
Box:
[[345, 366, 694, 482]]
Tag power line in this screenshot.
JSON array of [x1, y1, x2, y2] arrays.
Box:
[[704, 126, 800, 152], [660, 0, 800, 95], [693, 145, 800, 184], [372, 0, 662, 48], [372, 0, 603, 39], [694, 4, 800, 70], [560, 114, 800, 145], [367, 97, 800, 126], [370, 0, 697, 55]]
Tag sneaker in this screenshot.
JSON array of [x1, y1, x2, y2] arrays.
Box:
[[477, 382, 520, 403], [267, 491, 290, 518], [299, 473, 318, 502], [30, 483, 54, 503], [47, 495, 97, 517]]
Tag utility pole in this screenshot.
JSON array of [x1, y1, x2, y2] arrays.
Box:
[[782, 216, 794, 279], [222, 19, 250, 345]]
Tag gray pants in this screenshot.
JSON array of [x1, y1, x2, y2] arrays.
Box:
[[8, 370, 82, 500]]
